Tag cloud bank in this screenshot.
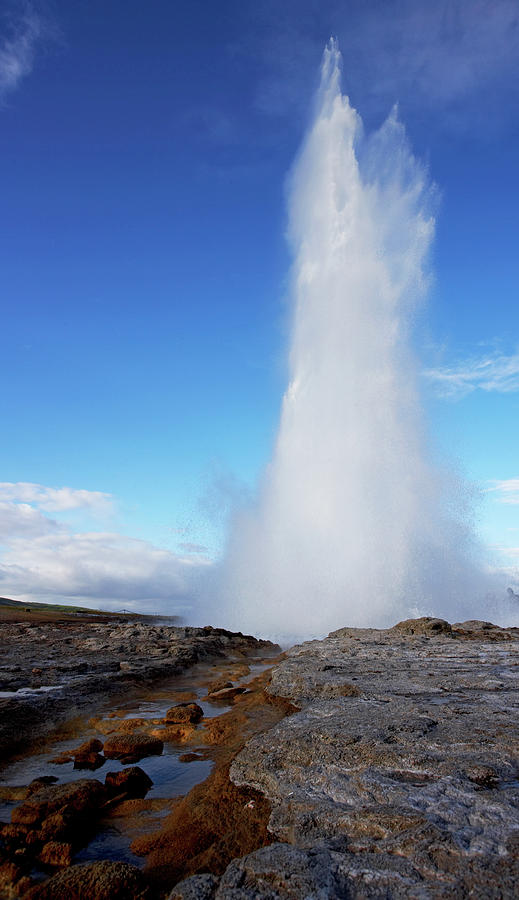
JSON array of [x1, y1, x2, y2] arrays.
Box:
[[0, 482, 210, 613]]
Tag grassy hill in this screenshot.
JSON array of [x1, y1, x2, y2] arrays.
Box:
[[0, 596, 179, 624]]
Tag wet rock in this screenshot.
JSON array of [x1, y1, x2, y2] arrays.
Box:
[[103, 733, 163, 762], [0, 822, 30, 849], [0, 861, 24, 897], [27, 776, 59, 795], [72, 738, 103, 756], [0, 622, 277, 761], [38, 840, 73, 867], [205, 679, 233, 694], [11, 779, 107, 827], [36, 814, 68, 845], [206, 686, 247, 703], [105, 766, 153, 798], [24, 860, 151, 899], [178, 752, 205, 763], [164, 702, 204, 724], [73, 753, 105, 771]]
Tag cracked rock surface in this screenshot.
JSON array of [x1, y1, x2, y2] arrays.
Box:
[[175, 617, 519, 898]]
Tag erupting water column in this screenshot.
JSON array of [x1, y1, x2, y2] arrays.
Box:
[[220, 39, 484, 640]]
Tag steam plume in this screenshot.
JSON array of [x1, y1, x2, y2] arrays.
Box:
[[218, 40, 496, 640]]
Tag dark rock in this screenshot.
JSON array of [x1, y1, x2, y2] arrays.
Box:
[[178, 752, 205, 763], [27, 776, 59, 795], [11, 779, 107, 827], [105, 767, 153, 798], [73, 753, 105, 771], [163, 702, 204, 724], [38, 840, 73, 867], [72, 738, 103, 756], [167, 873, 219, 899]]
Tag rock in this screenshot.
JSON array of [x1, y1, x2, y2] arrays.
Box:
[[72, 738, 104, 756], [167, 873, 219, 899], [178, 752, 205, 762], [206, 686, 247, 703], [0, 822, 29, 848], [11, 779, 107, 827], [73, 753, 105, 771], [103, 733, 163, 762], [164, 702, 204, 724], [205, 679, 233, 694], [104, 767, 153, 798], [27, 776, 59, 795], [226, 618, 519, 898], [0, 621, 278, 762], [24, 860, 151, 899], [390, 616, 452, 635], [38, 840, 73, 867], [38, 811, 73, 842]]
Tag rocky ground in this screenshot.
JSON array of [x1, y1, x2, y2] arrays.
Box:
[[173, 617, 519, 899], [2, 616, 519, 899], [0, 621, 276, 760]]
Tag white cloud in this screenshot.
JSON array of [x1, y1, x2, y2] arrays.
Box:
[[486, 479, 519, 505], [0, 531, 210, 610], [0, 481, 212, 613], [424, 350, 519, 399], [0, 4, 46, 101], [0, 482, 114, 514], [0, 500, 60, 540]]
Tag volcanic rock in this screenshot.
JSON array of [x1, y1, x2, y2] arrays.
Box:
[[104, 766, 153, 798], [27, 776, 59, 795], [24, 860, 151, 899], [167, 873, 220, 899], [0, 622, 277, 761], [164, 702, 204, 724], [205, 686, 247, 703], [210, 617, 519, 898], [11, 779, 107, 827], [103, 733, 163, 762], [38, 840, 73, 867]]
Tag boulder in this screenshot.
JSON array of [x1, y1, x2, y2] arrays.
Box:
[[103, 733, 163, 762], [163, 702, 203, 724], [27, 776, 59, 795], [390, 616, 452, 635], [104, 766, 153, 798], [38, 840, 73, 867], [24, 860, 151, 899], [167, 873, 219, 899], [11, 779, 107, 827], [73, 738, 104, 756], [206, 686, 247, 703]]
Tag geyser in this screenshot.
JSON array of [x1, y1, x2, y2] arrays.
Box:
[[219, 39, 490, 640]]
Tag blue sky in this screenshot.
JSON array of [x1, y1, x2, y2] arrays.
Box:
[[1, 0, 518, 611]]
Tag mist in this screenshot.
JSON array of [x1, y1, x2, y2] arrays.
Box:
[[211, 40, 504, 641]]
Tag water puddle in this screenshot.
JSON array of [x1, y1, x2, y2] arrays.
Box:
[[0, 656, 275, 871]]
